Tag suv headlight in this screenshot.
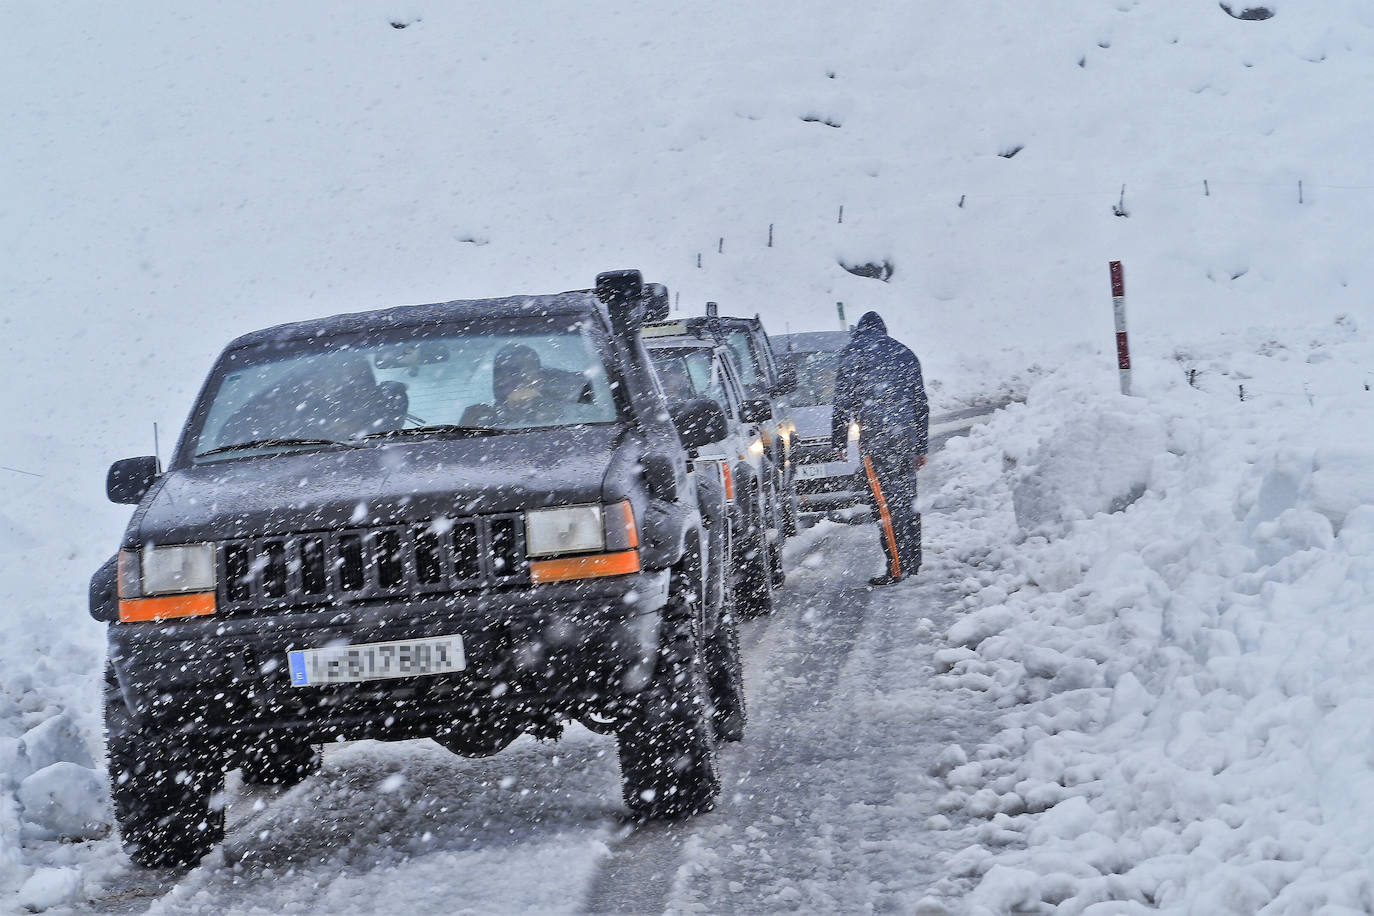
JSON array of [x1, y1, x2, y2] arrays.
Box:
[[525, 505, 605, 557], [118, 543, 217, 597]]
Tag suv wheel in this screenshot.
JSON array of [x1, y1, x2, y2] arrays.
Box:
[[239, 737, 321, 787], [705, 608, 746, 742], [617, 555, 720, 819], [105, 670, 226, 868], [736, 483, 774, 618], [763, 473, 787, 589], [780, 464, 800, 540]]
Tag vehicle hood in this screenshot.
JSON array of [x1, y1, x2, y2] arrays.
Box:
[[130, 425, 630, 545], [790, 404, 834, 440]]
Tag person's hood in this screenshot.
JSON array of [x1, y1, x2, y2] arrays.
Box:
[[854, 311, 887, 336]]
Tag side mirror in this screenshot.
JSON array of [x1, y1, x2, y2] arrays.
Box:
[[642, 282, 670, 323], [772, 365, 798, 396], [741, 398, 772, 425], [595, 269, 646, 335], [107, 456, 160, 504], [668, 397, 728, 450]]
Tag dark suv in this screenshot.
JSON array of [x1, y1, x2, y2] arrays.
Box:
[[644, 336, 784, 618], [90, 271, 745, 866], [642, 307, 799, 539]]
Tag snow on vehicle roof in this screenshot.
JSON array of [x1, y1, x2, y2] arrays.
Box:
[[772, 330, 852, 355], [226, 291, 602, 349], [642, 334, 715, 349]]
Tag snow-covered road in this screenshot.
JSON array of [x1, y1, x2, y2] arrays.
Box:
[[589, 514, 996, 914], [66, 411, 996, 916]]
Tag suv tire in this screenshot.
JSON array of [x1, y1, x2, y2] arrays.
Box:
[[763, 472, 787, 589], [736, 482, 775, 618], [617, 556, 720, 819], [105, 671, 225, 868], [239, 737, 321, 787], [779, 463, 800, 540], [705, 609, 746, 742]]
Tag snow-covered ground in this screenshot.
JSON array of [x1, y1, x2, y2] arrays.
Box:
[[934, 327, 1374, 913], [4, 0, 1374, 911]]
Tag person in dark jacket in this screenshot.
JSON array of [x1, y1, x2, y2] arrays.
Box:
[[830, 311, 929, 585]]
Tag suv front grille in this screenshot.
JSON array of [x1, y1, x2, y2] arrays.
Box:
[[218, 514, 528, 613]]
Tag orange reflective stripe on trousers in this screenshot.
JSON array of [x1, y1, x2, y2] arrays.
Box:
[[863, 454, 901, 578]]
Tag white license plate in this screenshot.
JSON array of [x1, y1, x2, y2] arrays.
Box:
[[795, 464, 833, 479], [287, 635, 466, 687]]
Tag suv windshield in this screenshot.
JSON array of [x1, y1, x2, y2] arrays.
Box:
[[783, 351, 839, 407], [647, 347, 736, 417], [188, 317, 619, 463]]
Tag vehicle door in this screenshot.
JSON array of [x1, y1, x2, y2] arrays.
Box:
[[713, 349, 762, 481]]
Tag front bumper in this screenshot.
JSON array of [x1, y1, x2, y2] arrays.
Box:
[[108, 571, 669, 741]]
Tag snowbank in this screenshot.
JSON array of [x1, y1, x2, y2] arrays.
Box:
[[928, 319, 1374, 912]]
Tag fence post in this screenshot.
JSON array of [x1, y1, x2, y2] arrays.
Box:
[[1110, 261, 1132, 395]]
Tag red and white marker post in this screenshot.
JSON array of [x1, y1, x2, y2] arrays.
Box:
[[1109, 260, 1132, 395]]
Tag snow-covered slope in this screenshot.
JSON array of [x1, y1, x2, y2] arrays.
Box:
[[3, 0, 1374, 910]]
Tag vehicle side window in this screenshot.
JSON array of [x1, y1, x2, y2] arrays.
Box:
[[725, 331, 762, 387], [716, 354, 744, 419], [703, 359, 735, 419], [753, 328, 779, 380]]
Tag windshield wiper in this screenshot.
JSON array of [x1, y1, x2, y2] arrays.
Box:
[[359, 424, 507, 441], [195, 437, 357, 458]]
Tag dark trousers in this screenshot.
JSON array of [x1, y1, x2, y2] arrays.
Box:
[[861, 449, 922, 578]]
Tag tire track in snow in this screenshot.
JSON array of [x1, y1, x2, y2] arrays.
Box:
[[583, 406, 1006, 914], [581, 528, 873, 916]]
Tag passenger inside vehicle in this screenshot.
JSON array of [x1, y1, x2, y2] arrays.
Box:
[[461, 343, 592, 427], [655, 360, 697, 400]]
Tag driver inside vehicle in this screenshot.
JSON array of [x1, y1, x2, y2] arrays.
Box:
[[654, 359, 697, 401], [463, 343, 590, 427]]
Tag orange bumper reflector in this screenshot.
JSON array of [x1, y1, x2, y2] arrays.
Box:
[[119, 592, 216, 623], [530, 550, 641, 584], [721, 462, 734, 501]]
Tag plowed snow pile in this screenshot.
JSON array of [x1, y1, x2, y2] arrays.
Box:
[[928, 320, 1374, 913]]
